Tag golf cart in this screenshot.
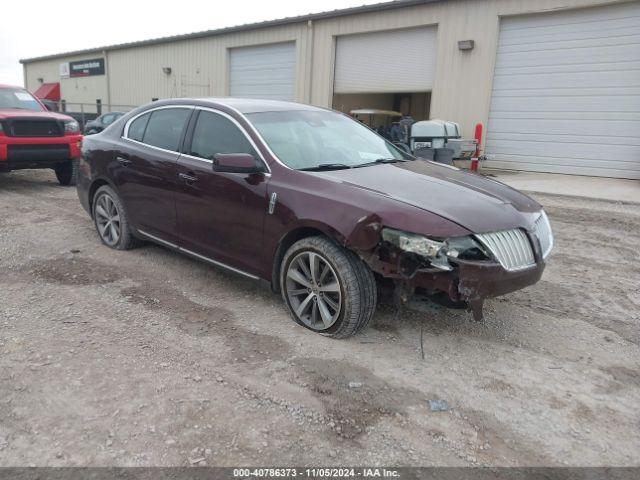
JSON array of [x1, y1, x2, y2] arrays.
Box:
[[349, 109, 414, 151]]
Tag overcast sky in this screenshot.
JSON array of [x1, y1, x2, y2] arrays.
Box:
[[0, 0, 382, 87]]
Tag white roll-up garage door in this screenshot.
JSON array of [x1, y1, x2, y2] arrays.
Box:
[[334, 27, 438, 94], [485, 3, 640, 179], [229, 42, 296, 101]]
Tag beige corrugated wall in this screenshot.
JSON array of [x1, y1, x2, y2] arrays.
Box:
[[24, 0, 630, 136], [106, 22, 310, 105], [309, 0, 630, 137]]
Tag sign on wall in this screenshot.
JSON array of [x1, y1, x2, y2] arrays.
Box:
[[69, 58, 105, 77], [59, 62, 70, 78]]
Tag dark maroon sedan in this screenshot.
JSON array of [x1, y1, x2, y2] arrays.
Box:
[[77, 98, 553, 338]]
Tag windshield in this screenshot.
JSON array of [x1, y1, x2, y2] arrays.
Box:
[[0, 88, 43, 111], [246, 110, 413, 170]]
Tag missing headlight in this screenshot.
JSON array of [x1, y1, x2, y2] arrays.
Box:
[[445, 236, 490, 261], [381, 229, 492, 273], [381, 228, 451, 271]]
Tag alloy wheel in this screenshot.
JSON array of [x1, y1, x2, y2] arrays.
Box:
[[285, 251, 342, 330], [94, 193, 121, 247]]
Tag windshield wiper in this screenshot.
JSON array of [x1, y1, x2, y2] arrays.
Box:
[[353, 158, 405, 168], [299, 163, 353, 171]]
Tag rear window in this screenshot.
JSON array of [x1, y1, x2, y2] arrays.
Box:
[[142, 109, 191, 151], [127, 113, 149, 142], [102, 113, 117, 125]]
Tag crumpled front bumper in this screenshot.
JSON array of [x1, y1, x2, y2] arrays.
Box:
[[409, 259, 545, 319], [363, 240, 546, 320]]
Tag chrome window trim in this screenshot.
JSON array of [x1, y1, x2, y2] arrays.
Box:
[[137, 230, 259, 280], [222, 104, 293, 171], [121, 105, 195, 154], [188, 106, 271, 174], [178, 151, 272, 178], [180, 152, 214, 164], [123, 137, 184, 156]]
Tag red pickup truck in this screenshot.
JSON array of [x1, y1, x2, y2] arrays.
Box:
[[0, 84, 82, 185]]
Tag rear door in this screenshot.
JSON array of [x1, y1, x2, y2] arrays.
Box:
[[114, 106, 193, 245], [175, 108, 270, 277]]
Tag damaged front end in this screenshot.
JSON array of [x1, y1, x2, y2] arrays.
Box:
[[357, 226, 546, 321]]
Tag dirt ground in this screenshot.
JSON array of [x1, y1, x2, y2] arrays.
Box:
[[0, 169, 638, 467]]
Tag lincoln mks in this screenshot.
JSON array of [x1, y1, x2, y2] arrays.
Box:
[[77, 98, 553, 338]]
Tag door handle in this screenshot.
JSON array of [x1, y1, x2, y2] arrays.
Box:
[[116, 156, 132, 166], [179, 172, 198, 184]]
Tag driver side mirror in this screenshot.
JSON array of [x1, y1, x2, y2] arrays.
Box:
[[213, 153, 263, 174]]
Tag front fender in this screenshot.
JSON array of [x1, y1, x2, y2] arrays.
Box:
[[262, 170, 471, 284]]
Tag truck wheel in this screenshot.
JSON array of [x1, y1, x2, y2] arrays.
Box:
[[92, 185, 140, 250], [55, 159, 79, 186], [280, 236, 377, 338]]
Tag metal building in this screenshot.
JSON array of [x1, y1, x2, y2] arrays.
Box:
[[20, 0, 640, 179]]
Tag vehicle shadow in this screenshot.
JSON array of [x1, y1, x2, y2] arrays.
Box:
[[0, 170, 61, 191], [371, 293, 525, 350], [143, 244, 514, 346], [138, 242, 274, 303]]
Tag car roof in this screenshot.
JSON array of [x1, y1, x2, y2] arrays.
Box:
[[0, 84, 24, 90], [198, 98, 328, 114], [128, 98, 331, 119]]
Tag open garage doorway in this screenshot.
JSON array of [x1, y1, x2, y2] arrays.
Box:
[[332, 91, 431, 129], [332, 26, 437, 138]]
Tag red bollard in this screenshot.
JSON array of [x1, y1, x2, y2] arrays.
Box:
[[470, 123, 483, 172]]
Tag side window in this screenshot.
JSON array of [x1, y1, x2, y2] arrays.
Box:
[[189, 111, 258, 160], [127, 113, 150, 142], [142, 108, 191, 152], [102, 114, 116, 125]]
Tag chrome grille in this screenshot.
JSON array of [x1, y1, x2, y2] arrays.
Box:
[[475, 229, 535, 272], [533, 211, 553, 259]]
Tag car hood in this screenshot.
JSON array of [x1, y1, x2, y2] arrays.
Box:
[[312, 160, 542, 234], [0, 109, 74, 122]]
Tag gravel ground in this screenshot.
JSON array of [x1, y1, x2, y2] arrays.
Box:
[[0, 169, 639, 467]]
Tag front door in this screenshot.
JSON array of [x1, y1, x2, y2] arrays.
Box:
[[175, 108, 269, 277], [114, 106, 193, 245]]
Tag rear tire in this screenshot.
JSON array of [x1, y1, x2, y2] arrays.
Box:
[[280, 236, 377, 338], [54, 159, 78, 186], [92, 185, 141, 250]]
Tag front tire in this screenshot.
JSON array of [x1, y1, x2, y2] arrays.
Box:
[[54, 159, 78, 186], [92, 185, 140, 250], [280, 236, 377, 338]]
